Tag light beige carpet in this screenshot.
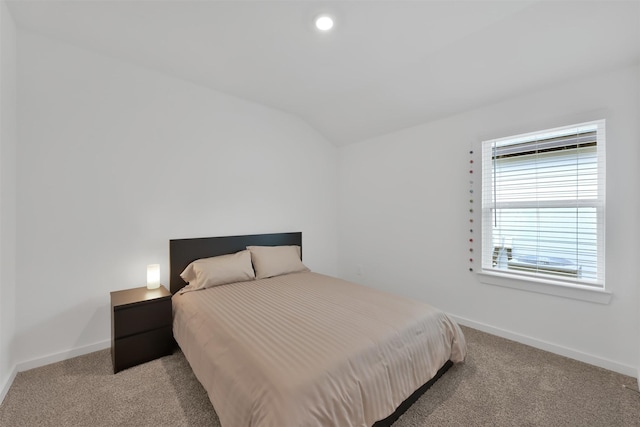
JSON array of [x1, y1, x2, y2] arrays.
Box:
[[1, 326, 638, 426]]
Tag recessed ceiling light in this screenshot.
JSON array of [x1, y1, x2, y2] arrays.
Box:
[[315, 15, 334, 31]]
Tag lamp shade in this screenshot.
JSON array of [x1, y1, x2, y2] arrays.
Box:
[[147, 264, 160, 289]]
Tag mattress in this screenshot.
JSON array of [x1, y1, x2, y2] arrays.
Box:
[[172, 271, 466, 427]]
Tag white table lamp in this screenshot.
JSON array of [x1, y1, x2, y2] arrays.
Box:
[[147, 264, 160, 290]]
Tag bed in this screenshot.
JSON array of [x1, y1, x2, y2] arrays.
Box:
[[170, 232, 466, 426]]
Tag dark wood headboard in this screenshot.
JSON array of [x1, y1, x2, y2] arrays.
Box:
[[169, 232, 302, 294]]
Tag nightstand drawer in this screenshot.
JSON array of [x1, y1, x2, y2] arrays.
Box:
[[113, 298, 171, 339], [113, 326, 173, 372]]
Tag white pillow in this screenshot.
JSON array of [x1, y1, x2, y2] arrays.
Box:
[[246, 245, 309, 279], [180, 249, 255, 293]]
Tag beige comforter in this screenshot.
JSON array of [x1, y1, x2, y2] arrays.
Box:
[[172, 272, 466, 427]]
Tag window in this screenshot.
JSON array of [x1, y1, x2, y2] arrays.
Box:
[[481, 120, 605, 288]]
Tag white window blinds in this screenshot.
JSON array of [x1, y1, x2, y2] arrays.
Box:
[[481, 120, 605, 287]]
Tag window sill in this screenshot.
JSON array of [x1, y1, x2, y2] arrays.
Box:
[[477, 270, 612, 304]]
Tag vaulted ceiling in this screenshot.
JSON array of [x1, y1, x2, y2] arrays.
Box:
[[7, 0, 640, 146]]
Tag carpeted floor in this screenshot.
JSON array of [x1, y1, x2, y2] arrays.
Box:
[[1, 326, 638, 426]]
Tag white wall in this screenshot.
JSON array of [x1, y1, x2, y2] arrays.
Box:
[[15, 31, 338, 367], [6, 10, 639, 392], [338, 65, 640, 376], [0, 0, 18, 401]]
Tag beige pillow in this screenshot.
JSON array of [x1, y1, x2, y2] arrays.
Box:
[[247, 245, 309, 279], [180, 249, 255, 293]]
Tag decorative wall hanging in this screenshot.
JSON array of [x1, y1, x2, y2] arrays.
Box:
[[468, 148, 477, 272]]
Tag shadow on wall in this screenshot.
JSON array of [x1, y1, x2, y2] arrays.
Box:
[[14, 297, 110, 369]]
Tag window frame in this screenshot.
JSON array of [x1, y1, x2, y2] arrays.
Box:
[[478, 120, 607, 300]]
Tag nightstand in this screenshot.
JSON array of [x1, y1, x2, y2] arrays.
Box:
[[110, 285, 173, 373]]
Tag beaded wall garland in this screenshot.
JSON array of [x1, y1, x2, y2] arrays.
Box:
[[468, 148, 477, 272]]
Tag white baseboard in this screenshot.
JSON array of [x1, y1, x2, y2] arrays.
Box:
[[15, 339, 111, 373], [1, 339, 111, 404], [0, 366, 17, 405], [2, 323, 638, 403], [450, 315, 637, 378]]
